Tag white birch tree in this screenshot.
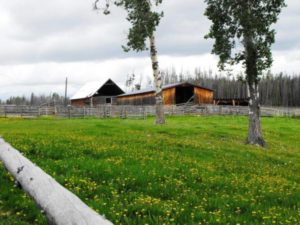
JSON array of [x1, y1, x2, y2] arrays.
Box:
[[94, 0, 165, 124]]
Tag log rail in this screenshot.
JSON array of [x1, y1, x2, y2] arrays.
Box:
[[0, 138, 113, 225]]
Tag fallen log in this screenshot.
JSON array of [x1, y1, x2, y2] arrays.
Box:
[[0, 138, 113, 225]]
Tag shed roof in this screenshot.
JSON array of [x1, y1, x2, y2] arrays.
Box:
[[118, 82, 213, 97], [71, 79, 123, 100]]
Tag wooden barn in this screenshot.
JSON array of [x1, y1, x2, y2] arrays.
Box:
[[71, 79, 124, 107], [117, 82, 214, 105]]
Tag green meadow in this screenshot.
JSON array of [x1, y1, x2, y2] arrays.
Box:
[[0, 116, 299, 225]]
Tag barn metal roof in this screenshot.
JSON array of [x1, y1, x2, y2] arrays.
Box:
[[70, 79, 125, 100], [118, 82, 213, 97], [71, 81, 104, 100], [118, 87, 155, 97]]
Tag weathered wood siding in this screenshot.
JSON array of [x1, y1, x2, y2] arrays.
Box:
[[93, 96, 118, 105], [194, 87, 214, 104], [163, 88, 175, 105], [117, 84, 214, 105], [117, 88, 176, 105], [71, 97, 118, 107], [117, 92, 156, 105], [71, 98, 87, 107]]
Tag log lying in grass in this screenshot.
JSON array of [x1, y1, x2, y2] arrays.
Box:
[[0, 138, 113, 225]]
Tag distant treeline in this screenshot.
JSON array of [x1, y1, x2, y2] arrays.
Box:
[[1, 93, 68, 106], [161, 69, 300, 107], [1, 71, 299, 107]]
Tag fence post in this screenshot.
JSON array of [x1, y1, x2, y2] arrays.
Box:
[[67, 106, 71, 119], [142, 106, 146, 120], [120, 106, 123, 118]]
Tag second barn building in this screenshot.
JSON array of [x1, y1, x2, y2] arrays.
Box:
[[71, 79, 124, 107], [117, 82, 213, 105]]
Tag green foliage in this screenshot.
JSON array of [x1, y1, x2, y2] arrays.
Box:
[[205, 0, 286, 83], [0, 116, 299, 224], [95, 0, 163, 52]]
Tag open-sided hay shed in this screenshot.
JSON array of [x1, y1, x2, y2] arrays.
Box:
[[117, 82, 214, 105], [71, 79, 124, 107]]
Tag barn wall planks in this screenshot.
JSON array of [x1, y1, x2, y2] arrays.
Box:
[[117, 84, 214, 106], [71, 97, 118, 107], [194, 87, 214, 104], [163, 88, 176, 105], [117, 92, 156, 105], [117, 87, 178, 105], [71, 98, 87, 107], [92, 96, 118, 105]]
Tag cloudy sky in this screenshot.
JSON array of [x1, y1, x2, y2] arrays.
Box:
[[0, 0, 299, 100]]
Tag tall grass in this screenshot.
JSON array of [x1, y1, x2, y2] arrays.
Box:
[[0, 116, 299, 224]]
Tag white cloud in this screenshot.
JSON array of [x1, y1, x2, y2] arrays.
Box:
[[272, 50, 300, 74], [2, 52, 299, 100], [0, 0, 299, 100]]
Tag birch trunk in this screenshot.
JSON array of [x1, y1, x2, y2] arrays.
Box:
[[247, 85, 265, 147], [149, 35, 165, 124], [244, 31, 266, 147], [0, 138, 113, 225]]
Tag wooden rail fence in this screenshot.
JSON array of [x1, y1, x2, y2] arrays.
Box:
[[0, 105, 300, 118]]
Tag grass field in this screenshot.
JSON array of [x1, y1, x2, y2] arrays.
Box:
[[0, 116, 299, 225]]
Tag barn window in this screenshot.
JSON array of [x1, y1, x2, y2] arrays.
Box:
[[106, 98, 112, 104]]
